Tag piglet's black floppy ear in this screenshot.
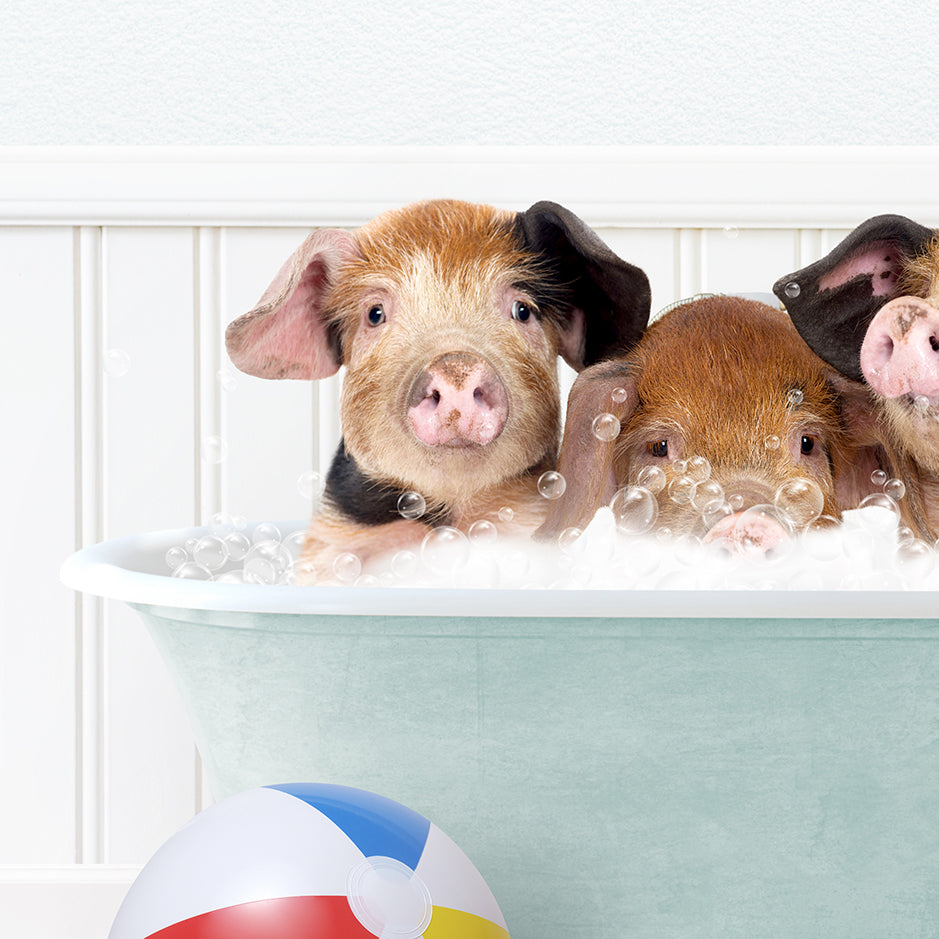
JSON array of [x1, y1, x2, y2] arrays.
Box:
[[773, 214, 935, 382], [516, 202, 651, 369]]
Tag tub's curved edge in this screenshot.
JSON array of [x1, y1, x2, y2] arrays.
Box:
[[59, 525, 939, 620]]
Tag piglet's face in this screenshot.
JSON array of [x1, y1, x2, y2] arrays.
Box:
[[327, 203, 565, 506], [540, 297, 863, 557]]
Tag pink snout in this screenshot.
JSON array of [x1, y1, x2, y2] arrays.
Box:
[[702, 508, 790, 558], [860, 297, 939, 400], [407, 352, 508, 448]]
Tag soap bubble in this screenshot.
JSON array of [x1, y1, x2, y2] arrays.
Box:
[[243, 540, 291, 585], [702, 499, 733, 530], [558, 527, 583, 553], [884, 478, 906, 501], [331, 552, 362, 584], [297, 470, 325, 502], [397, 491, 427, 520], [171, 561, 212, 580], [353, 574, 381, 588], [610, 485, 659, 534], [691, 479, 723, 513], [165, 545, 189, 571], [636, 465, 667, 494], [774, 477, 824, 529], [784, 281, 801, 299], [390, 550, 419, 581], [611, 387, 630, 404], [591, 413, 621, 442], [215, 570, 245, 584], [870, 469, 888, 487], [672, 459, 687, 476], [787, 388, 804, 407], [731, 504, 792, 556], [217, 369, 237, 392], [201, 435, 228, 464], [103, 348, 131, 377], [281, 529, 307, 560], [497, 506, 515, 523], [223, 531, 251, 562], [897, 539, 934, 578], [858, 492, 900, 519], [421, 527, 470, 576], [914, 394, 931, 412], [192, 535, 228, 572], [723, 225, 740, 240], [468, 519, 498, 544], [537, 471, 567, 500], [764, 435, 781, 451], [207, 512, 234, 534], [685, 455, 711, 483], [667, 475, 696, 505], [252, 521, 281, 544]]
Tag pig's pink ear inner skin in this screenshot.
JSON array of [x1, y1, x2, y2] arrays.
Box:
[[225, 228, 359, 380], [516, 202, 651, 370], [534, 360, 638, 541], [772, 214, 934, 384]]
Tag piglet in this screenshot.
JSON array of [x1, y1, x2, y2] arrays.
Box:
[[774, 215, 939, 539], [537, 296, 876, 556], [226, 199, 651, 581]]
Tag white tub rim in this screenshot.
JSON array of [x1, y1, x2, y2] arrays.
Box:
[[58, 522, 939, 620]]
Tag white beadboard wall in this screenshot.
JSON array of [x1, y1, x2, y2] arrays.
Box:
[[2, 146, 938, 938]]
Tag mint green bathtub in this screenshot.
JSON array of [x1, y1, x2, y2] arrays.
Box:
[[62, 525, 939, 938]]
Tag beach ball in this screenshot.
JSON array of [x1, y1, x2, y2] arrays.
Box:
[[109, 782, 510, 939]]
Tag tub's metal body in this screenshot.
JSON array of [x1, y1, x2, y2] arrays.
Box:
[[63, 526, 939, 938]]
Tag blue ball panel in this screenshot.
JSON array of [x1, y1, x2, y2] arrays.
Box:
[[266, 783, 431, 870]]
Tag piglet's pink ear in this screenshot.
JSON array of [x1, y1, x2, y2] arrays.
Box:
[[225, 228, 359, 380]]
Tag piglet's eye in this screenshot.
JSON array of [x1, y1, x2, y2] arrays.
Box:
[[511, 299, 533, 322], [367, 304, 385, 326], [800, 435, 815, 455], [650, 440, 668, 458]]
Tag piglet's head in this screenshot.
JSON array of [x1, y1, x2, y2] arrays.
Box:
[[774, 215, 939, 474], [226, 199, 650, 510]]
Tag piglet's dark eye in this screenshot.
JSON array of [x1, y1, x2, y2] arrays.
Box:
[[367, 304, 385, 326], [651, 440, 668, 458], [512, 299, 533, 322], [800, 435, 815, 455]]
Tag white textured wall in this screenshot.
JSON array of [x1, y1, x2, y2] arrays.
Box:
[[2, 0, 937, 145]]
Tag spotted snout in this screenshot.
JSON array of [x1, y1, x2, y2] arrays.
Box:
[[406, 352, 509, 448]]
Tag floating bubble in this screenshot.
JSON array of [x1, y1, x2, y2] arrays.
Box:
[[421, 527, 470, 576], [353, 574, 381, 588], [223, 531, 251, 562], [691, 479, 724, 513], [243, 540, 291, 585], [667, 475, 696, 505], [685, 455, 711, 483], [858, 492, 900, 518], [702, 499, 733, 530], [217, 369, 238, 392], [537, 471, 567, 500], [727, 493, 745, 511], [165, 545, 189, 571], [884, 477, 906, 501], [468, 519, 498, 544], [611, 387, 630, 404], [297, 470, 325, 502], [784, 281, 801, 299], [672, 459, 687, 476], [591, 413, 621, 442], [787, 388, 804, 407], [207, 512, 234, 534], [636, 465, 667, 494], [764, 435, 781, 451], [103, 348, 131, 377], [332, 551, 362, 584], [192, 534, 229, 571], [231, 515, 247, 531], [870, 469, 888, 487], [281, 529, 307, 560], [252, 521, 282, 544], [397, 491, 427, 520], [201, 435, 228, 464], [610, 485, 659, 534], [897, 539, 935, 578], [774, 477, 824, 529], [731, 504, 792, 556], [558, 527, 583, 552], [723, 225, 740, 240], [171, 561, 212, 580], [914, 394, 931, 412], [214, 570, 245, 584], [497, 506, 515, 523], [390, 549, 419, 581]]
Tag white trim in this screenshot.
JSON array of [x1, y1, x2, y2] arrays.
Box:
[[2, 146, 939, 227]]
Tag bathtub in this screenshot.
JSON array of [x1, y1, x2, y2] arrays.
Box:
[[62, 523, 939, 938]]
